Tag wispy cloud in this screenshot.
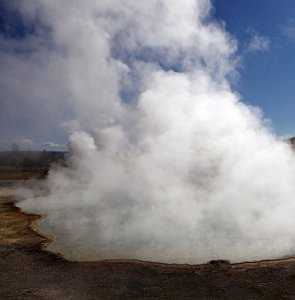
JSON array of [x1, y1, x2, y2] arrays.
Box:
[[282, 22, 295, 41], [247, 33, 270, 52], [42, 142, 66, 150], [0, 137, 34, 151]]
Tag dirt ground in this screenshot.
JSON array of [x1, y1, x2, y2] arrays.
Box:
[[0, 170, 45, 181], [1, 175, 295, 299]]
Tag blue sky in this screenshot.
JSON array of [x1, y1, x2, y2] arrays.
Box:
[[214, 0, 295, 136]]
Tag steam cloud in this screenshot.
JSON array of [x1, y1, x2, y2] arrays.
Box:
[[16, 0, 295, 263]]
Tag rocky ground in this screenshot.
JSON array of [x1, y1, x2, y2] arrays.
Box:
[[1, 174, 295, 299]]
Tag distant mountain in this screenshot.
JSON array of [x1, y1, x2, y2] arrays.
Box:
[[0, 151, 68, 171]]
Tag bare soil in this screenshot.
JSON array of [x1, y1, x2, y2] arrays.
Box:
[[1, 172, 295, 299], [0, 170, 45, 180]]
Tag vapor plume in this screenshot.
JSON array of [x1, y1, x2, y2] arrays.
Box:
[[15, 0, 295, 264]]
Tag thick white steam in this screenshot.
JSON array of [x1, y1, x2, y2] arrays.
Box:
[[18, 0, 295, 263]]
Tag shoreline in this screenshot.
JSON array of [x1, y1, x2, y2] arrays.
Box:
[[2, 182, 295, 268], [3, 181, 295, 299]]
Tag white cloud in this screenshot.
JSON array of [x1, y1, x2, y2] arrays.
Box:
[[247, 33, 270, 52], [42, 142, 66, 149]]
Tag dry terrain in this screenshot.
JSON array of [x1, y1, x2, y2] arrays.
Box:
[[1, 171, 295, 299]]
